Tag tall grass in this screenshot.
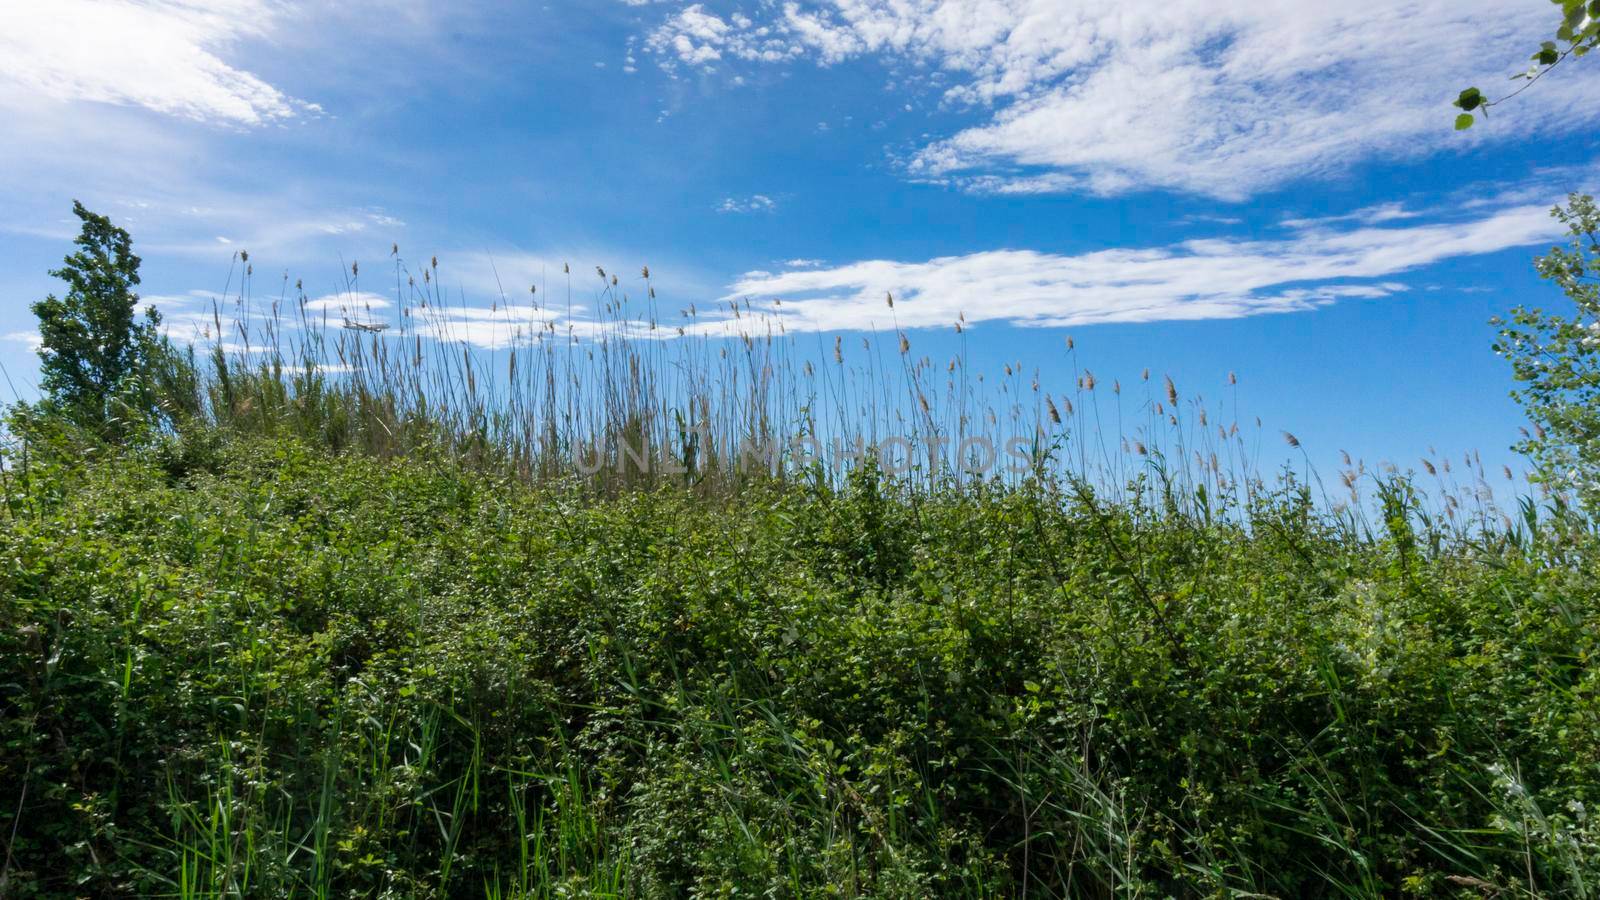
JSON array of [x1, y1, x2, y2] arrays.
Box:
[[141, 250, 1521, 536]]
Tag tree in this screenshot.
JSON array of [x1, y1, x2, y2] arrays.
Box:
[[31, 201, 163, 421], [1455, 0, 1600, 130], [1493, 193, 1600, 505]]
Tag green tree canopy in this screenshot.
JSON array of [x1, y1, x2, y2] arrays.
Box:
[[31, 201, 162, 421], [1494, 193, 1600, 504]]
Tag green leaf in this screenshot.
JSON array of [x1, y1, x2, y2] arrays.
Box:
[[1454, 87, 1484, 111], [1455, 113, 1476, 130], [1023, 680, 1041, 693]]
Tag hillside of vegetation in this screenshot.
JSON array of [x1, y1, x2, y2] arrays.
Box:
[[5, 199, 1600, 897], [1, 419, 1597, 897]]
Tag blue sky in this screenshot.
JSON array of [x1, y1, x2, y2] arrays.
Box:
[[2, 1, 1599, 484]]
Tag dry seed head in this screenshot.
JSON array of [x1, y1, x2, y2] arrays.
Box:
[[1046, 396, 1061, 424], [1141, 367, 1149, 381], [641, 265, 650, 278], [431, 255, 438, 269], [886, 291, 894, 308], [1503, 465, 1513, 480], [1228, 371, 1237, 385], [1066, 335, 1074, 350], [899, 333, 910, 355], [1084, 370, 1096, 391], [1422, 459, 1437, 475], [1165, 375, 1177, 407], [1283, 431, 1301, 448]]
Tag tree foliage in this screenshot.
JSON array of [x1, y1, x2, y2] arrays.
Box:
[[1494, 193, 1600, 503], [30, 201, 162, 423], [1455, 0, 1600, 129]]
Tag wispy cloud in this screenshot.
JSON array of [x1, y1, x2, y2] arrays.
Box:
[[718, 197, 1563, 333], [303, 291, 393, 313], [0, 0, 315, 127], [717, 194, 777, 214], [641, 1, 1600, 199], [1281, 202, 1424, 231], [3, 331, 42, 351]]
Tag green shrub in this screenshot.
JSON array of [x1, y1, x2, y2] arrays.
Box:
[[1, 430, 1596, 897]]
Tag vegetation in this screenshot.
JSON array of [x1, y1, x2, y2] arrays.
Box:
[[1454, 0, 1600, 129], [1496, 193, 1600, 508], [1, 203, 1598, 897], [29, 201, 166, 431]]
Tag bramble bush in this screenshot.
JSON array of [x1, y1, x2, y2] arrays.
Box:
[[0, 425, 1597, 897]]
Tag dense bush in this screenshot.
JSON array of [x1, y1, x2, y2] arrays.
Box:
[[1, 427, 1597, 897]]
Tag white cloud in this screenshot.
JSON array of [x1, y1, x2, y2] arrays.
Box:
[[717, 197, 1564, 333], [1281, 202, 1425, 231], [3, 331, 42, 351], [717, 194, 777, 214], [641, 1, 1600, 199], [303, 291, 393, 312], [0, 0, 315, 126], [646, 4, 806, 69]]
